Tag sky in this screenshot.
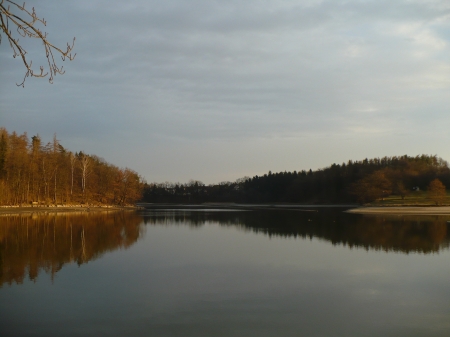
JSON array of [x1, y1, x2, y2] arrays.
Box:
[[1, 0, 450, 184]]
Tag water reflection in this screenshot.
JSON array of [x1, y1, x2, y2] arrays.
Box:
[[141, 209, 450, 254], [2, 209, 450, 336], [0, 211, 144, 286], [2, 209, 449, 286]]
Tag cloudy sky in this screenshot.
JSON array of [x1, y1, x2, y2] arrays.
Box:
[[1, 0, 450, 184]]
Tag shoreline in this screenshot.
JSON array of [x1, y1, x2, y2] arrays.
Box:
[[347, 206, 450, 215], [0, 205, 139, 215], [3, 204, 450, 216]]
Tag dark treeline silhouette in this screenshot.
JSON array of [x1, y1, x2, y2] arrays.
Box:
[[140, 209, 450, 254], [143, 155, 450, 204], [0, 211, 144, 286], [0, 128, 144, 205]]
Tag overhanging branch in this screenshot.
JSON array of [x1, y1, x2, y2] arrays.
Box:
[[0, 0, 75, 86]]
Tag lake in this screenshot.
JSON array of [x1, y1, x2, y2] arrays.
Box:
[[1, 207, 450, 336]]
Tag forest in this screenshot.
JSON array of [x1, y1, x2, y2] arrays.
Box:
[[142, 154, 450, 204], [0, 128, 144, 206], [2, 128, 449, 206]]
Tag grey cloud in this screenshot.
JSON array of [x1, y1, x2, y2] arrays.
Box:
[[2, 0, 450, 183]]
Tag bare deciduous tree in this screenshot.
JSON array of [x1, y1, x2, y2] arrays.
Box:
[[0, 0, 75, 86], [78, 152, 90, 202], [69, 152, 76, 198]]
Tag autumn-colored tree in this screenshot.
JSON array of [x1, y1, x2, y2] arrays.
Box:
[[29, 134, 42, 202], [0, 128, 144, 205], [6, 131, 29, 204], [349, 170, 392, 204], [0, 129, 7, 179], [427, 179, 446, 205], [393, 181, 409, 200], [90, 155, 115, 204], [113, 168, 143, 205]]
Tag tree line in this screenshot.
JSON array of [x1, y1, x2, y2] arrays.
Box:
[[0, 128, 144, 206], [142, 155, 450, 204], [3, 128, 447, 205]]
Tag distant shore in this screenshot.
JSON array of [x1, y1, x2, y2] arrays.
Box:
[[347, 206, 450, 215], [0, 205, 139, 215], [4, 204, 450, 216]]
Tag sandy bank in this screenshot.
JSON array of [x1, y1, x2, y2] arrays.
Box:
[[347, 206, 450, 215]]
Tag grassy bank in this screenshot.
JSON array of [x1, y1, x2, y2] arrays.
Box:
[[365, 191, 450, 206]]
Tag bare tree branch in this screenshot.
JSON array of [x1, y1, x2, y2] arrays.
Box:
[[0, 0, 75, 87]]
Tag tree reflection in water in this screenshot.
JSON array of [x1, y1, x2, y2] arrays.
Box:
[[141, 209, 450, 254], [0, 211, 144, 286], [2, 209, 449, 286]]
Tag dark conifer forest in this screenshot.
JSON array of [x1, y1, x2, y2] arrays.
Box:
[[142, 155, 450, 204]]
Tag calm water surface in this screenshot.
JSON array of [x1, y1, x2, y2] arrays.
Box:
[[1, 208, 450, 336]]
